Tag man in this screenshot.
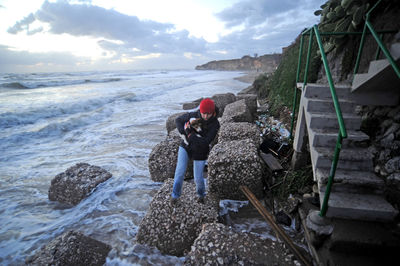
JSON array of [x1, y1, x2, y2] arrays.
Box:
[[171, 98, 220, 204]]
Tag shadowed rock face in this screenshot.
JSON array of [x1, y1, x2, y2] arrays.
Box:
[[148, 130, 181, 182], [184, 223, 297, 266], [48, 163, 112, 206], [166, 112, 186, 133], [148, 129, 194, 182], [208, 139, 264, 200], [26, 231, 111, 266], [220, 99, 253, 124], [211, 93, 237, 117], [135, 179, 219, 256], [236, 94, 257, 118]]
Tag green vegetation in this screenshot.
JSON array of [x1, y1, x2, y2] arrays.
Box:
[[256, 34, 321, 117], [316, 0, 372, 53], [271, 166, 314, 201]]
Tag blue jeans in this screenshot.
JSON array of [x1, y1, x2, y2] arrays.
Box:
[[171, 146, 206, 199]]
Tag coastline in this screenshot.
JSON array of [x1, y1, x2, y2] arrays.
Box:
[[234, 71, 260, 84]]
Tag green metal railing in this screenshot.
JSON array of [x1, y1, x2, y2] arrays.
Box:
[[292, 25, 348, 217], [354, 0, 400, 79], [289, 0, 398, 217]]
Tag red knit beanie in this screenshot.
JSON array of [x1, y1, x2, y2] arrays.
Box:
[[199, 98, 215, 114]]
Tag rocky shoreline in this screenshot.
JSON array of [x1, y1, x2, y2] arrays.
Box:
[[30, 75, 312, 265]]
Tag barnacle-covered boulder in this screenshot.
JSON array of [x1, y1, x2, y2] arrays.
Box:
[[184, 223, 298, 265], [208, 139, 264, 200], [148, 131, 181, 182], [218, 122, 261, 146], [136, 179, 219, 256], [211, 93, 237, 117], [48, 163, 112, 206], [148, 130, 194, 182], [236, 94, 257, 119], [166, 112, 186, 133], [220, 99, 253, 124], [182, 97, 203, 110], [26, 231, 111, 265]]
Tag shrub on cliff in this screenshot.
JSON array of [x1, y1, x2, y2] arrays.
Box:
[[256, 34, 321, 117]]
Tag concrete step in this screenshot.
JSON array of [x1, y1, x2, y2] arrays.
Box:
[[316, 168, 385, 195], [368, 58, 391, 74], [304, 84, 351, 101], [309, 127, 369, 149], [327, 219, 400, 254], [304, 97, 357, 114], [318, 190, 398, 222], [351, 56, 400, 106], [311, 146, 373, 171], [306, 111, 362, 131]]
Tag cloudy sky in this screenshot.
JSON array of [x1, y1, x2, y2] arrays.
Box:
[[0, 0, 325, 73]]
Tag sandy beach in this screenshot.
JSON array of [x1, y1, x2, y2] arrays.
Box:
[[234, 71, 261, 84]]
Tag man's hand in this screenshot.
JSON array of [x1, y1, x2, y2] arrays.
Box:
[[184, 121, 193, 136]]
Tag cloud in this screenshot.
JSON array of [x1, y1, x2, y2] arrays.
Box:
[[7, 13, 36, 34], [216, 0, 298, 28], [0, 44, 84, 72], [4, 0, 325, 72], [217, 0, 322, 28], [8, 1, 207, 55], [211, 0, 323, 58]]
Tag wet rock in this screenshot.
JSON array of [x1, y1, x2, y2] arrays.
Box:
[[208, 139, 264, 200], [183, 97, 203, 110], [48, 163, 112, 206], [211, 93, 237, 117], [184, 223, 297, 265], [218, 122, 261, 146], [236, 94, 257, 119], [26, 231, 111, 266], [166, 112, 186, 133], [148, 130, 194, 182], [148, 131, 180, 182], [136, 179, 219, 256], [220, 99, 253, 124]]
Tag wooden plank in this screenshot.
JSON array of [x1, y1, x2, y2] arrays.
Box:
[[260, 152, 283, 172], [240, 186, 312, 266]]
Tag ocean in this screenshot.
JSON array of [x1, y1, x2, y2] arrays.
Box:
[[0, 69, 271, 264]]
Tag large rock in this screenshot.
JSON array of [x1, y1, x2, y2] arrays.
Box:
[[26, 231, 111, 266], [237, 85, 257, 95], [48, 163, 112, 205], [220, 99, 253, 124], [236, 94, 257, 118], [208, 139, 264, 200], [183, 97, 203, 110], [148, 130, 194, 182], [148, 132, 181, 182], [184, 223, 298, 265], [136, 179, 219, 256], [166, 112, 186, 133], [211, 93, 236, 117], [218, 122, 261, 146]]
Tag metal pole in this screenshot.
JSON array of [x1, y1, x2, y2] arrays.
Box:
[[320, 133, 343, 217]]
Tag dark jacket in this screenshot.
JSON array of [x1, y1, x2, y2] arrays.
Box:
[[176, 107, 220, 160]]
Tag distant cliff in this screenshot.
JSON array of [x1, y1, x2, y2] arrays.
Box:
[[195, 54, 282, 73]]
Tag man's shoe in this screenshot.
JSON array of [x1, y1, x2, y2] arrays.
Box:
[[170, 197, 178, 206], [197, 197, 205, 204]]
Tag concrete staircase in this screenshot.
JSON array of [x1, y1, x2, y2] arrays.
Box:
[[293, 83, 398, 222], [350, 43, 400, 106]]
